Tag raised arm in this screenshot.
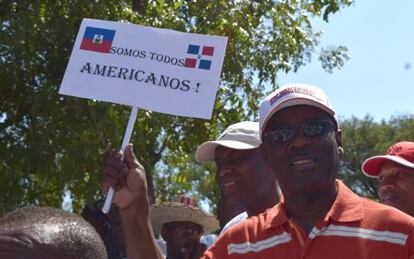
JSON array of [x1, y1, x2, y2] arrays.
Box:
[[102, 143, 163, 259]]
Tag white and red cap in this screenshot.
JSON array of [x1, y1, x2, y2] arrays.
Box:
[[195, 121, 260, 163], [259, 83, 337, 138], [362, 141, 414, 178]]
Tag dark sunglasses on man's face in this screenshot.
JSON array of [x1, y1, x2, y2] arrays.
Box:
[[264, 119, 336, 144]]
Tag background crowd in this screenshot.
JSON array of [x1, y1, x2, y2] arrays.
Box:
[[2, 84, 414, 258]]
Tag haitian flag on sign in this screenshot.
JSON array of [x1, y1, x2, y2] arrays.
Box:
[[184, 44, 215, 70], [80, 27, 116, 53], [61, 18, 228, 120]]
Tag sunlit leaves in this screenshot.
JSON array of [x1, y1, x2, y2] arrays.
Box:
[[339, 115, 414, 199], [319, 45, 350, 73], [0, 0, 352, 214]]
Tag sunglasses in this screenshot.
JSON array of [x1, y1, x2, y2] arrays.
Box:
[[264, 119, 336, 144], [163, 222, 203, 236]]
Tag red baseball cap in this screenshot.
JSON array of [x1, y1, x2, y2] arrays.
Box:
[[362, 141, 414, 178]]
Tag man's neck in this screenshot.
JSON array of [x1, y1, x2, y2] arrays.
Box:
[[284, 184, 338, 235], [246, 190, 279, 217]]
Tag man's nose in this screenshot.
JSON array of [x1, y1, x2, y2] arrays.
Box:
[[288, 128, 312, 150], [378, 181, 395, 192], [216, 165, 232, 180]]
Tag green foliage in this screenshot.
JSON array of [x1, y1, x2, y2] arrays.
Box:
[[339, 115, 414, 199], [319, 45, 350, 73], [0, 0, 352, 215]]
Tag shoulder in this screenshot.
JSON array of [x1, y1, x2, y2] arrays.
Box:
[[360, 197, 414, 228], [203, 207, 283, 258]]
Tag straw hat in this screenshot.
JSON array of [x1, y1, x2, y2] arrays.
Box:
[[150, 197, 219, 235]]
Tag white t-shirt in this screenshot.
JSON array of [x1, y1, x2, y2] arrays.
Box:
[[219, 211, 248, 236], [201, 234, 218, 247]]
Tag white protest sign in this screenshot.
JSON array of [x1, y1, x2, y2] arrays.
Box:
[[60, 18, 228, 119]]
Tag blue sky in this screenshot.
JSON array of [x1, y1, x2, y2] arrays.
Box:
[[278, 0, 414, 121]]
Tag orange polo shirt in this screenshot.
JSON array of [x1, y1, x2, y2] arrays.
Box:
[[203, 180, 414, 259]]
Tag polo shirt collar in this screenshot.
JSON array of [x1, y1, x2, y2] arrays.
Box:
[[265, 179, 363, 230], [265, 202, 289, 229], [326, 179, 363, 223]]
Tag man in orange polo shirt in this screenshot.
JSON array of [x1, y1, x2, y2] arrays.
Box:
[[203, 84, 414, 258], [362, 141, 414, 217]]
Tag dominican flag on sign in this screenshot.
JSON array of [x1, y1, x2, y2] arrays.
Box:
[[80, 27, 116, 53], [184, 44, 215, 70]]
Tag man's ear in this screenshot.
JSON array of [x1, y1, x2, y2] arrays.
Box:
[[335, 129, 343, 149], [259, 143, 269, 161]]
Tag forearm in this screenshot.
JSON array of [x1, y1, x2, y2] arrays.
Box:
[[121, 206, 164, 259]]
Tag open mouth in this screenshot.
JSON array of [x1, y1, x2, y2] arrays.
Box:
[[288, 156, 318, 169], [290, 158, 316, 166], [380, 192, 399, 204], [185, 241, 196, 249], [220, 179, 239, 194]]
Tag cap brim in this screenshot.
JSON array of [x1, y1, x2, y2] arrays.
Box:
[[362, 155, 414, 177], [150, 202, 219, 235], [195, 140, 258, 163]]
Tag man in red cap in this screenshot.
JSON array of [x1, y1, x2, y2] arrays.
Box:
[[362, 141, 414, 216]]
